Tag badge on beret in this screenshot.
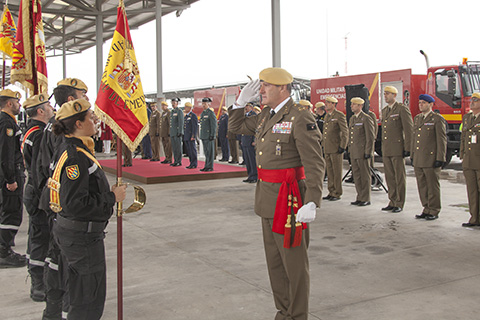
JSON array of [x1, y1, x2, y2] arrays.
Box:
[[6, 128, 13, 136], [73, 102, 82, 112], [66, 165, 80, 180], [306, 123, 317, 131], [39, 94, 45, 102], [15, 92, 21, 99], [71, 79, 77, 87]]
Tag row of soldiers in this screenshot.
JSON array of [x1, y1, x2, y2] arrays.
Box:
[[0, 78, 91, 319], [304, 86, 480, 225]]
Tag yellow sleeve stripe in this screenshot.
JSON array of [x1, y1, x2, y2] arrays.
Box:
[[48, 150, 69, 213]]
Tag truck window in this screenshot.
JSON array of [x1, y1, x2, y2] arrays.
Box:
[[461, 64, 480, 96], [436, 72, 461, 100]]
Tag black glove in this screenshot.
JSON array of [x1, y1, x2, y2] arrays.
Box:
[[364, 154, 371, 159], [345, 152, 350, 161], [209, 136, 214, 141], [434, 161, 443, 168], [403, 150, 411, 157], [338, 147, 345, 154]]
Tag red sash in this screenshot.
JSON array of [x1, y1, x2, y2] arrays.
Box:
[[258, 166, 307, 248]]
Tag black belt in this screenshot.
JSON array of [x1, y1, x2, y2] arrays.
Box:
[[55, 214, 107, 233]]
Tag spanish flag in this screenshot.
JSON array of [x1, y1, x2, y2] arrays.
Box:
[[0, 5, 16, 58], [11, 0, 48, 94], [94, 0, 148, 152]]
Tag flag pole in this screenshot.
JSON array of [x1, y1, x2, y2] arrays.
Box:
[[116, 135, 124, 320], [2, 54, 5, 89]]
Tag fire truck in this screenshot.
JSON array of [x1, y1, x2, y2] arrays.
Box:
[[310, 60, 480, 164]]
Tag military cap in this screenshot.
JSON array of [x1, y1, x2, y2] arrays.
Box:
[[325, 96, 338, 103], [259, 67, 293, 85], [315, 102, 325, 108], [56, 78, 88, 92], [351, 97, 365, 105], [55, 99, 91, 121], [245, 102, 254, 107], [298, 99, 312, 107], [253, 106, 262, 114], [185, 102, 193, 107], [202, 97, 212, 103], [472, 92, 480, 100], [221, 106, 228, 111], [384, 86, 398, 94], [0, 89, 21, 99], [172, 97, 181, 102], [161, 101, 168, 106], [23, 92, 49, 109], [419, 94, 435, 103]]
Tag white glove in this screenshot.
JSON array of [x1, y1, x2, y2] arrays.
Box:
[[296, 202, 316, 223], [236, 79, 261, 107]]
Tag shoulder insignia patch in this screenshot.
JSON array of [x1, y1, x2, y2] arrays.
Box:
[[66, 165, 80, 180], [306, 123, 317, 131], [6, 128, 13, 136]]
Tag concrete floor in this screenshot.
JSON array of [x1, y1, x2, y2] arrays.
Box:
[[2, 156, 480, 320]]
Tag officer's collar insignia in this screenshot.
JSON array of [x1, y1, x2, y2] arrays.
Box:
[[66, 165, 80, 180], [6, 128, 13, 136]]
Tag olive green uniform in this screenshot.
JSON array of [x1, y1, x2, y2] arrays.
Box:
[[460, 112, 480, 224], [229, 98, 325, 320], [200, 108, 217, 170], [381, 102, 413, 208], [149, 109, 161, 161], [160, 109, 172, 162], [411, 112, 447, 216], [323, 109, 348, 198]]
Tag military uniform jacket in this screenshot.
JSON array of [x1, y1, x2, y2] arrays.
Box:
[[381, 102, 413, 157], [411, 112, 447, 168], [241, 110, 256, 146], [149, 109, 161, 136], [460, 112, 480, 170], [159, 109, 171, 137], [229, 98, 325, 219], [0, 111, 24, 183], [53, 137, 115, 222], [169, 108, 184, 136], [218, 113, 229, 138], [323, 109, 348, 154], [348, 111, 375, 160], [200, 108, 217, 140], [23, 119, 46, 200], [184, 111, 198, 141]]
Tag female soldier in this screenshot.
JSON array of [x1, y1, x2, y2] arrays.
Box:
[[50, 99, 126, 320]]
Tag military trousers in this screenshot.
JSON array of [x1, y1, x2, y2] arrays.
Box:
[[325, 153, 343, 198], [184, 139, 197, 167], [202, 139, 215, 170], [151, 135, 161, 160], [219, 135, 230, 160], [414, 166, 441, 216], [142, 134, 152, 159], [0, 172, 25, 248], [464, 168, 480, 224], [351, 158, 371, 202], [171, 136, 183, 164], [161, 137, 172, 162], [262, 217, 310, 320], [383, 156, 406, 208], [243, 142, 257, 181], [228, 138, 238, 162], [53, 223, 106, 320]]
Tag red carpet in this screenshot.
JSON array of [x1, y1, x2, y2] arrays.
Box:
[[99, 158, 247, 184]]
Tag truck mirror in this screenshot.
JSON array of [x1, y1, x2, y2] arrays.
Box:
[[447, 70, 456, 96]]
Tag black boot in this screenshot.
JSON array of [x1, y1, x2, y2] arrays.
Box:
[[42, 298, 62, 320], [0, 246, 26, 268], [30, 273, 46, 302]]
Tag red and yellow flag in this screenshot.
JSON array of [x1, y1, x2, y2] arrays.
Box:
[[0, 5, 17, 58], [95, 1, 148, 152], [11, 0, 48, 94]]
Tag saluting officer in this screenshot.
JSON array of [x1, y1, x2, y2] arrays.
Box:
[[229, 68, 325, 320], [322, 96, 348, 201], [22, 93, 54, 301], [0, 89, 26, 268], [411, 94, 447, 220], [159, 101, 173, 164], [460, 92, 480, 227], [170, 97, 184, 166], [348, 97, 375, 206], [51, 99, 126, 320], [149, 102, 161, 162], [183, 102, 198, 169], [199, 97, 217, 172], [381, 86, 413, 213]]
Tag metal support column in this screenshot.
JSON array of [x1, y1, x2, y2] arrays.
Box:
[[271, 0, 281, 67], [96, 0, 103, 92], [62, 16, 66, 78], [156, 0, 164, 102]]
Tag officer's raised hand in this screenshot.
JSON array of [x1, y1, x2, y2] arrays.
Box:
[[236, 79, 261, 107], [112, 184, 127, 202], [296, 202, 316, 223]]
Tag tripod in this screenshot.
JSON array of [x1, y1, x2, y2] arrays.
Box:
[[342, 166, 388, 193]]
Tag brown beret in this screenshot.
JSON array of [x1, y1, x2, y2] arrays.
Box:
[[315, 102, 325, 108], [259, 67, 293, 85], [351, 97, 365, 105], [0, 89, 21, 99], [384, 86, 398, 94], [23, 93, 49, 109], [56, 78, 88, 92], [55, 99, 91, 121], [325, 96, 338, 103]]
